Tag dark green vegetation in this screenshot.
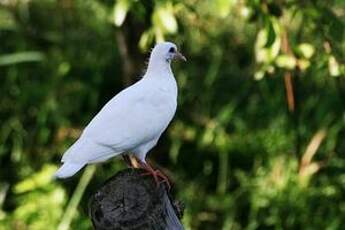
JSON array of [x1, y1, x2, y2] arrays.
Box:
[[1, 0, 345, 229]]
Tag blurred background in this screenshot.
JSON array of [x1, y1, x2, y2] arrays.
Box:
[[1, 0, 345, 229]]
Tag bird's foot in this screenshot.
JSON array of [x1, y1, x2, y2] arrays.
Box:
[[139, 163, 171, 190]]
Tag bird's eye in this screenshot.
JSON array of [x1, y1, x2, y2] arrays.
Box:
[[169, 47, 176, 53]]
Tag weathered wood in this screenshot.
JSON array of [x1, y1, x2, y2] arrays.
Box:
[[88, 168, 184, 230]]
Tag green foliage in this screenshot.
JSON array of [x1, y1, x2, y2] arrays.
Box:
[[1, 0, 345, 229]]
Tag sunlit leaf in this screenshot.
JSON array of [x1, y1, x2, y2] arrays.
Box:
[[153, 27, 164, 42], [13, 187, 66, 229], [255, 17, 281, 64], [297, 59, 311, 70], [329, 55, 340, 77], [58, 62, 71, 76], [14, 165, 57, 194], [297, 43, 315, 59], [240, 6, 252, 18], [276, 55, 296, 69], [112, 0, 131, 27], [214, 0, 234, 18], [254, 69, 265, 80], [153, 3, 177, 34], [139, 30, 154, 51]]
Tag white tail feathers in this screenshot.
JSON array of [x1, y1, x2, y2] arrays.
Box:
[[54, 162, 85, 178]]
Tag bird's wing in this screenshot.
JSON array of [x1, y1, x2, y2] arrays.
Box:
[[62, 80, 176, 164]]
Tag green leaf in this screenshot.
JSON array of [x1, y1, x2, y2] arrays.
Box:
[[14, 165, 57, 194], [0, 52, 45, 66], [255, 18, 281, 64], [323, 8, 344, 42], [264, 17, 276, 48]]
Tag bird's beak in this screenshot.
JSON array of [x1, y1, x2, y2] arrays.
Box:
[[174, 52, 187, 61]]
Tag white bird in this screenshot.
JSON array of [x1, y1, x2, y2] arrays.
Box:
[[54, 42, 186, 180]]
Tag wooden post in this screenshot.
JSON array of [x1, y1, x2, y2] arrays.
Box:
[[88, 168, 184, 230]]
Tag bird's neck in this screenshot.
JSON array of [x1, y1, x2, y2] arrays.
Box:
[[145, 58, 173, 77], [144, 58, 178, 99]]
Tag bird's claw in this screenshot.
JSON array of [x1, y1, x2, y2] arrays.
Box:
[[140, 167, 171, 190]]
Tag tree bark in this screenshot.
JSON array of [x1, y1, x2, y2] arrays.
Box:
[[88, 168, 184, 230]]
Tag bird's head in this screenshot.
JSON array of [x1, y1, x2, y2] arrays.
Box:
[[150, 42, 186, 63]]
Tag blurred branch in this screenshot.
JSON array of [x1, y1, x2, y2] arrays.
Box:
[[281, 29, 301, 155], [115, 29, 135, 86], [217, 150, 228, 195], [300, 129, 327, 167], [58, 165, 96, 230], [0, 183, 9, 209], [283, 71, 294, 112], [299, 129, 327, 183], [281, 31, 295, 113]]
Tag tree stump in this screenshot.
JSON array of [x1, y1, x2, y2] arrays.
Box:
[[88, 168, 184, 230]]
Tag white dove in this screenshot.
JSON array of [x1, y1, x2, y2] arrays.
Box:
[[54, 42, 186, 184]]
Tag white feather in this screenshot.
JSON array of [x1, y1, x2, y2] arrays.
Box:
[[54, 162, 85, 178]]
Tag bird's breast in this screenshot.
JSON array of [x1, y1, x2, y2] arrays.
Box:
[[138, 75, 178, 123], [147, 89, 177, 114]]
